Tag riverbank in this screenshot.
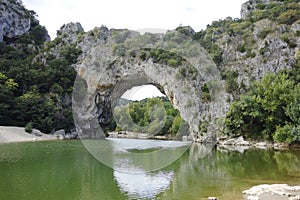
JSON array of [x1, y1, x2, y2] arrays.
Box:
[[108, 131, 174, 140], [217, 135, 300, 152], [0, 126, 57, 143]]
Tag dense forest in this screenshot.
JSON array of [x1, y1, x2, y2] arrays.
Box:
[[0, 0, 299, 143]]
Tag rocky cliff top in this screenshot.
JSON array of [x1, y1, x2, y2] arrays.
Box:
[[0, 0, 32, 42]]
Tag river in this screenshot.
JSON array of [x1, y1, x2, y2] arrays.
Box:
[[0, 139, 299, 200]]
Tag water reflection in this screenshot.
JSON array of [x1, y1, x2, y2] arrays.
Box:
[[0, 141, 299, 200], [81, 138, 192, 172], [111, 141, 216, 200], [114, 170, 173, 199], [110, 138, 188, 199]]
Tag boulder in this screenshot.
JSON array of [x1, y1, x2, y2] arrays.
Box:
[[221, 136, 250, 146], [243, 184, 300, 200], [54, 129, 65, 140], [64, 132, 79, 139], [31, 129, 42, 136]]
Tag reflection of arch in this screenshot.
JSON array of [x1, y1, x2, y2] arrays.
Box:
[[114, 169, 173, 199], [72, 29, 227, 142]]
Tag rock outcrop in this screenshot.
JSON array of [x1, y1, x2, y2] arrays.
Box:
[[70, 26, 227, 141], [0, 0, 31, 42]]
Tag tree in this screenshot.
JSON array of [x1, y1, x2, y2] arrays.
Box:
[[0, 73, 18, 123], [225, 72, 298, 142]]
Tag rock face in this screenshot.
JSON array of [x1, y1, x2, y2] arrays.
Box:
[[0, 0, 31, 42], [70, 27, 227, 141], [241, 0, 270, 19]]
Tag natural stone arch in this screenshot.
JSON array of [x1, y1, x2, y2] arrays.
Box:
[[72, 29, 227, 142]]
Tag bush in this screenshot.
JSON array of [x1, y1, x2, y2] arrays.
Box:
[[25, 122, 33, 133], [257, 28, 272, 39], [277, 10, 299, 25], [225, 71, 300, 143], [274, 125, 300, 143]]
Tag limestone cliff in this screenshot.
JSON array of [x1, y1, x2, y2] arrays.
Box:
[[0, 0, 32, 42]]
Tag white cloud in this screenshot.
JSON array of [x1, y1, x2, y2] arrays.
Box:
[[22, 0, 246, 39]]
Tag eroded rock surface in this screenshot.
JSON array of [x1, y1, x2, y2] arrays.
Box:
[[0, 0, 31, 42]]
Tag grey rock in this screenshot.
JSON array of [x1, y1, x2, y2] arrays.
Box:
[[54, 129, 65, 139], [0, 0, 31, 42], [32, 129, 42, 137], [64, 132, 79, 139], [241, 0, 270, 19], [57, 22, 84, 46], [221, 136, 250, 146], [243, 184, 300, 200], [70, 28, 227, 141], [290, 195, 300, 200], [255, 142, 267, 146]]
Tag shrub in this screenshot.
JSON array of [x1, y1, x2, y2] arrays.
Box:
[[257, 28, 272, 39], [274, 125, 300, 143], [25, 122, 33, 133], [237, 43, 246, 53]]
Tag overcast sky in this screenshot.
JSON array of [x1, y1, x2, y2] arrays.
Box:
[[22, 0, 246, 40]]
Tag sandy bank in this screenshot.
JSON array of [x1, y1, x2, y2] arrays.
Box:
[[0, 126, 57, 143]]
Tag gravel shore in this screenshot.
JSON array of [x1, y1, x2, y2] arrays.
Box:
[[0, 126, 57, 143]]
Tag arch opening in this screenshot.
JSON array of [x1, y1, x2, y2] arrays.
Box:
[[103, 83, 190, 141]]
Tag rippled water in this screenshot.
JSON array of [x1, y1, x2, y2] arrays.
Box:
[[0, 139, 299, 200]]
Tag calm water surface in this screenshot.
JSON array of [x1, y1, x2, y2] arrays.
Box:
[[0, 139, 299, 200]]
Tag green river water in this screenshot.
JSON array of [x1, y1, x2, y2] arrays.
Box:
[[0, 139, 299, 200]]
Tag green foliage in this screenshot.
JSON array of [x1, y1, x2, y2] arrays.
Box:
[[257, 28, 273, 39], [113, 97, 185, 136], [225, 67, 300, 143], [201, 83, 211, 102], [194, 30, 223, 65], [222, 70, 240, 97], [280, 34, 297, 48], [274, 124, 300, 143], [198, 120, 209, 134], [25, 122, 33, 133], [237, 43, 246, 53], [247, 1, 300, 24], [0, 15, 78, 132], [137, 48, 185, 67]]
